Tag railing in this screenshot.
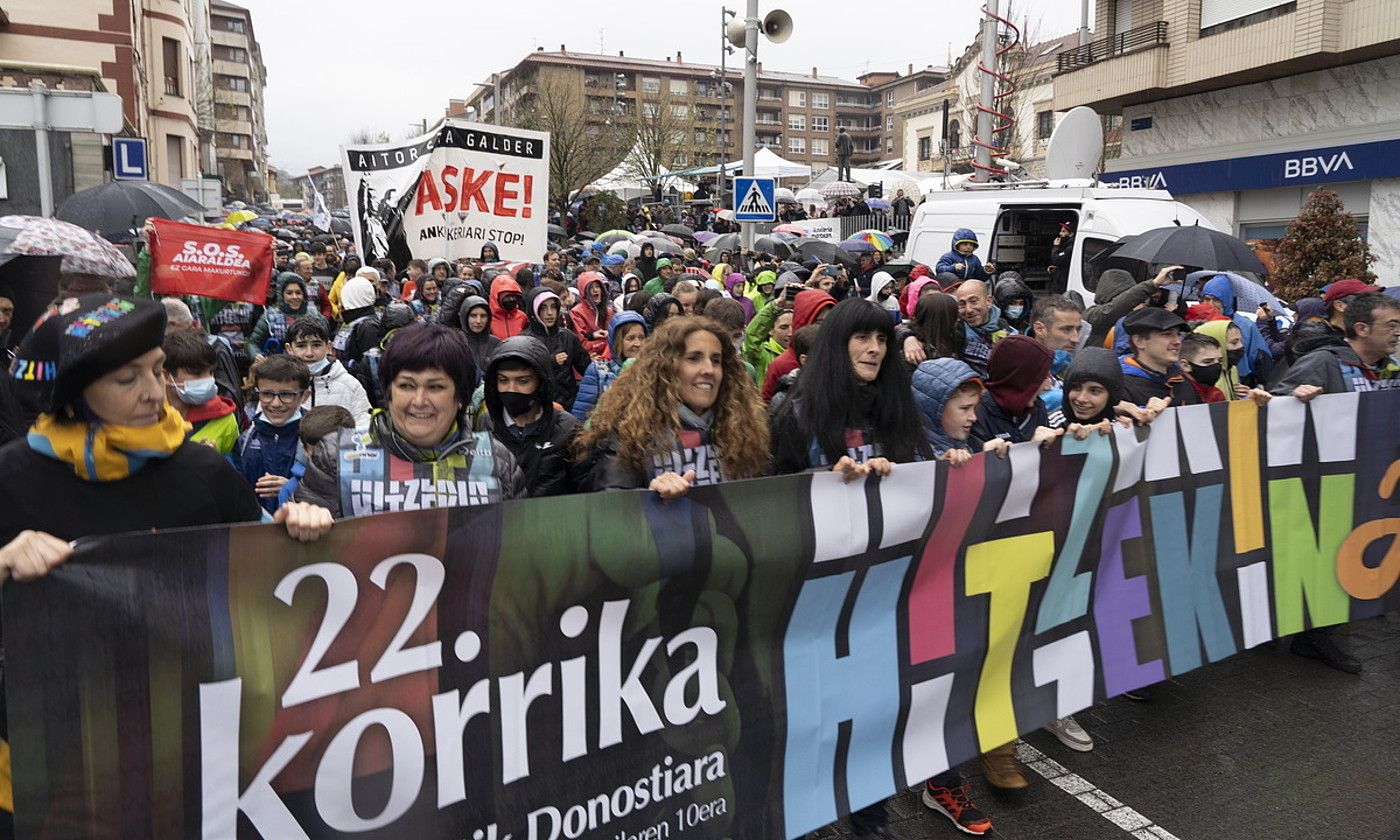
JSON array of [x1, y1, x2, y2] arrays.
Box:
[[1056, 21, 1168, 73]]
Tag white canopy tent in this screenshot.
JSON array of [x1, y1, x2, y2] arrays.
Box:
[[670, 147, 813, 180], [587, 142, 698, 200]]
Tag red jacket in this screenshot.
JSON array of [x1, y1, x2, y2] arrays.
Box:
[[489, 277, 529, 340], [571, 272, 613, 358], [761, 289, 835, 400]]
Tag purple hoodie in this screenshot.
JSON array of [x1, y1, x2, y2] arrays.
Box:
[[726, 273, 755, 323]]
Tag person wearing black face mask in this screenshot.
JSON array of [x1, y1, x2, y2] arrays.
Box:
[[478, 336, 583, 497]]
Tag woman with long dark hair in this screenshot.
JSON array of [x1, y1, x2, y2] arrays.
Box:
[[907, 291, 963, 362], [771, 298, 930, 477]]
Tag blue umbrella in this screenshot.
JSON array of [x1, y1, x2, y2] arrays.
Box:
[[866, 198, 892, 211], [839, 237, 878, 253], [1183, 270, 1284, 314], [247, 217, 275, 228]]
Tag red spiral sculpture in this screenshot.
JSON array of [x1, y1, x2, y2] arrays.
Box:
[[971, 6, 1021, 180]]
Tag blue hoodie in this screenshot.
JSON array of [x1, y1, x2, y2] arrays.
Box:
[[935, 228, 992, 281], [1201, 274, 1271, 381], [911, 358, 982, 455], [571, 310, 650, 420], [234, 409, 303, 514]]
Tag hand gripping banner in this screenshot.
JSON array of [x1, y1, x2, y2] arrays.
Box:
[[5, 392, 1399, 839]]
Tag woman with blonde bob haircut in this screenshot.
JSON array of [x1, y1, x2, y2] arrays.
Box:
[[578, 316, 769, 498]]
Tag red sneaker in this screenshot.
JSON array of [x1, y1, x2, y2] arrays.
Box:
[[922, 781, 992, 835]]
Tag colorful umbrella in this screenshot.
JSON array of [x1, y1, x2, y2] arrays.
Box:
[[0, 215, 135, 279], [772, 224, 809, 236], [846, 229, 895, 251], [225, 209, 259, 226]]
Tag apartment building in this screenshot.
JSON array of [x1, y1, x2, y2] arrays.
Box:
[[209, 1, 268, 202], [0, 0, 207, 209], [289, 164, 347, 211], [457, 48, 947, 182], [1054, 0, 1400, 281]]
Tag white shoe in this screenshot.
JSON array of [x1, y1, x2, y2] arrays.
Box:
[[1044, 715, 1094, 751]]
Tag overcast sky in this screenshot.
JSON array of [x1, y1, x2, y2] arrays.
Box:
[[237, 0, 1088, 175]]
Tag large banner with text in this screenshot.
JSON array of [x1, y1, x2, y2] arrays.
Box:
[[6, 392, 1399, 839], [342, 120, 550, 269]]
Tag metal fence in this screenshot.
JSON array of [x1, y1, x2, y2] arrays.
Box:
[[1055, 21, 1169, 73]]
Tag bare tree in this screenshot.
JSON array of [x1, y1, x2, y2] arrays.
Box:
[[619, 93, 699, 200], [511, 70, 626, 214], [347, 128, 390, 145]]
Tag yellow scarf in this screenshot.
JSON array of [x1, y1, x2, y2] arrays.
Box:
[[27, 404, 192, 482]]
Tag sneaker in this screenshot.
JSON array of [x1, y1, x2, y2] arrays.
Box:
[[1122, 685, 1152, 701], [1044, 715, 1094, 751], [923, 782, 992, 835], [1291, 632, 1362, 674]]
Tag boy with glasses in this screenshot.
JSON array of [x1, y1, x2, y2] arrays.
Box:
[[234, 355, 311, 514]]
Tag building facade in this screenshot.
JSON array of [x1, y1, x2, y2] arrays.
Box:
[[289, 165, 346, 212], [1054, 0, 1400, 282], [209, 1, 268, 203], [457, 48, 948, 183], [0, 0, 267, 211]]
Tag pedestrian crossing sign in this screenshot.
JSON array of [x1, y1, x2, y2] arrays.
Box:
[[733, 177, 776, 222]]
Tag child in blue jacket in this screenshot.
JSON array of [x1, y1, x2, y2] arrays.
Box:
[[935, 228, 996, 282]]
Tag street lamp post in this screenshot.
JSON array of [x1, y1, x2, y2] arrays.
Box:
[[718, 7, 735, 213], [740, 0, 759, 251]]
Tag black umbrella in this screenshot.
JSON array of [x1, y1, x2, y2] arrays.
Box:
[[274, 229, 299, 241], [1110, 224, 1266, 275], [329, 217, 352, 235], [661, 223, 695, 239], [796, 239, 858, 268], [55, 180, 205, 242], [577, 231, 598, 240], [751, 235, 794, 259], [706, 233, 742, 254], [547, 223, 567, 240]]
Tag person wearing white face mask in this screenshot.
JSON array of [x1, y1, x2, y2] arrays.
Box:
[[992, 272, 1033, 333], [284, 320, 371, 426], [161, 329, 242, 454]]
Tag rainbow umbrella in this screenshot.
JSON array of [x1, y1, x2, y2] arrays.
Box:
[[847, 229, 895, 251]]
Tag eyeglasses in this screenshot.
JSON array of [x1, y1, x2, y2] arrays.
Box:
[[256, 389, 305, 404]]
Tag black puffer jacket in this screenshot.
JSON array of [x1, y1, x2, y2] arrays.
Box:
[[478, 336, 583, 497]]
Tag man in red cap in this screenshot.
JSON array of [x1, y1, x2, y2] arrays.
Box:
[[1321, 277, 1381, 339]]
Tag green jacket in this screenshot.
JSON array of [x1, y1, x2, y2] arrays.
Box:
[[643, 275, 666, 294], [743, 301, 785, 384]]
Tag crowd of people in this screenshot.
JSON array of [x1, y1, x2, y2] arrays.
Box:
[[0, 214, 1396, 837]]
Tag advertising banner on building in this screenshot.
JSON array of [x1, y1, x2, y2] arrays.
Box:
[[148, 218, 275, 305], [342, 120, 550, 267], [6, 392, 1398, 839]]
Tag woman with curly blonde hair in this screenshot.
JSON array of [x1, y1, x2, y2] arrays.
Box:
[[576, 316, 769, 497]]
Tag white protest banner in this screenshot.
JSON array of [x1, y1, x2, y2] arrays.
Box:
[[790, 218, 840, 243], [342, 120, 550, 266]]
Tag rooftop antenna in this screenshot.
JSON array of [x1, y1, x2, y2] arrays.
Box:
[[599, 29, 605, 54]]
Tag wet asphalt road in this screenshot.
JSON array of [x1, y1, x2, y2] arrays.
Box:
[[816, 614, 1400, 840]]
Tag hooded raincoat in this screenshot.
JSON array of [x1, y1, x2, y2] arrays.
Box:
[[248, 273, 326, 359], [572, 310, 649, 421], [489, 275, 529, 340], [911, 357, 983, 455], [761, 290, 835, 400], [479, 336, 582, 497], [935, 228, 992, 282]]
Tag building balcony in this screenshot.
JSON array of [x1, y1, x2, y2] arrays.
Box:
[[211, 30, 244, 48], [217, 118, 253, 135], [213, 59, 249, 77], [217, 147, 254, 162], [214, 89, 251, 106], [1053, 22, 1169, 111]]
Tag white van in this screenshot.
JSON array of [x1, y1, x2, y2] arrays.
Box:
[[905, 181, 1216, 305]]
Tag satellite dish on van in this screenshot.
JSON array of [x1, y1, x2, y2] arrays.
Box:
[[1045, 107, 1104, 181]]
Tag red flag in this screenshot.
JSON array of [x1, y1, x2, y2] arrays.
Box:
[[149, 218, 274, 305]]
